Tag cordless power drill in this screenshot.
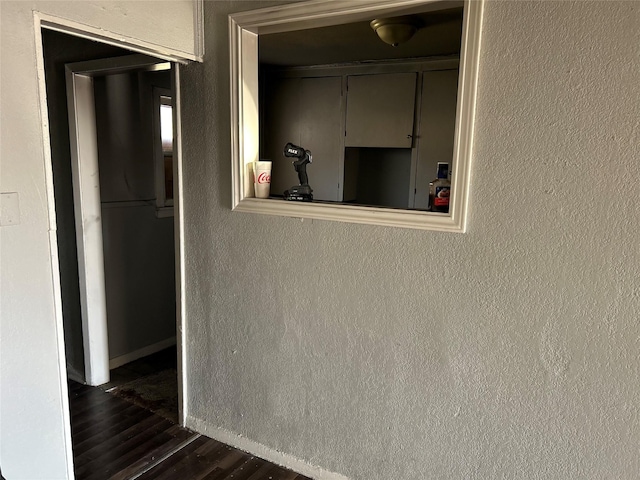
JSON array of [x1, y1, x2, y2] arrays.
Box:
[[283, 142, 313, 201]]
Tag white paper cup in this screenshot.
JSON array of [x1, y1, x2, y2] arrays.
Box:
[[253, 161, 272, 199]]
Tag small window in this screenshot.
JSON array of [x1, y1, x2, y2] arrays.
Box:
[[229, 0, 484, 232], [154, 87, 174, 216]]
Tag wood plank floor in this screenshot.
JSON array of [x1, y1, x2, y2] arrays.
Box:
[[68, 381, 311, 480]]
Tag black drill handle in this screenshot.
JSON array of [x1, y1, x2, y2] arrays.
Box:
[[297, 165, 309, 186]]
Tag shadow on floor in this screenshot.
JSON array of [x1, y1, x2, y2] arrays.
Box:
[[101, 346, 178, 423]]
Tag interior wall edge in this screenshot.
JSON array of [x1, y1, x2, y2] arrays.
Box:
[[33, 13, 75, 480]]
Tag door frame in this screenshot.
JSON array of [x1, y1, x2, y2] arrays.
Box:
[[65, 54, 174, 387], [38, 17, 190, 421], [33, 12, 196, 478]]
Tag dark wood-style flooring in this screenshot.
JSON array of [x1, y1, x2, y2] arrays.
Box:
[[69, 380, 311, 479]]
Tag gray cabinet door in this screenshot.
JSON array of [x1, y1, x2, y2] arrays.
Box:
[[299, 77, 343, 202], [413, 69, 459, 210], [345, 73, 417, 148], [262, 76, 343, 201]]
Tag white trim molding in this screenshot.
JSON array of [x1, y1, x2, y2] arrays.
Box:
[[171, 63, 188, 426], [65, 67, 111, 386], [33, 14, 75, 477], [193, 0, 205, 60], [229, 0, 484, 232]]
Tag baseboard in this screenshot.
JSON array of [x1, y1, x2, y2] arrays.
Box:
[[109, 337, 176, 370], [186, 415, 350, 480], [67, 367, 85, 384]]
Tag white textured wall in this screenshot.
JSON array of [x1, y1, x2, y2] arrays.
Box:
[[180, 1, 640, 479], [0, 2, 199, 478]]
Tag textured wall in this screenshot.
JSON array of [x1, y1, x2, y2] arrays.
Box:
[[181, 1, 640, 479], [0, 2, 199, 478]]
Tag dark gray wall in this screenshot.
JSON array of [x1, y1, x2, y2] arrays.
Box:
[[93, 70, 175, 361]]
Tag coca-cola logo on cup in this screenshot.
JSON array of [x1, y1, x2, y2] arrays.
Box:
[[257, 172, 271, 184]]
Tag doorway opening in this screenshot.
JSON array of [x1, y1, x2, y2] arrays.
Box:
[[41, 28, 184, 426]]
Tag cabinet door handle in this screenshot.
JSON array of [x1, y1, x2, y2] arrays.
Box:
[[407, 134, 413, 139]]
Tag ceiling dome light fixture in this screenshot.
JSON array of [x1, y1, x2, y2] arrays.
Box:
[[370, 16, 424, 47]]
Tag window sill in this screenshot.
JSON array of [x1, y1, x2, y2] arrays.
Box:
[[233, 197, 464, 232]]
